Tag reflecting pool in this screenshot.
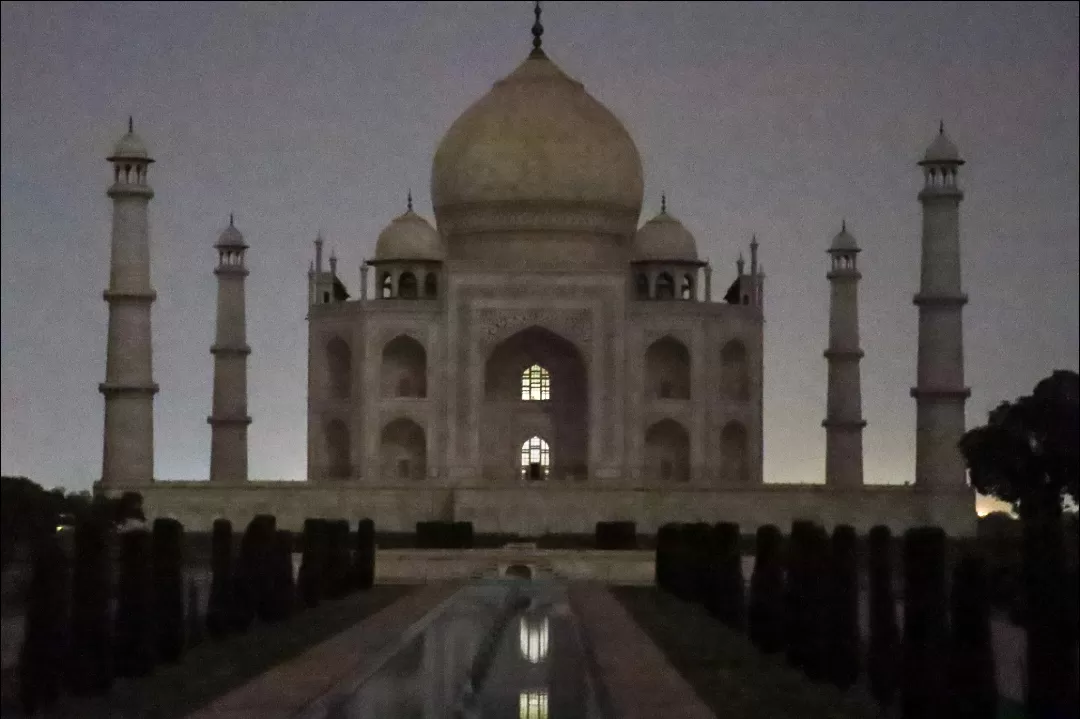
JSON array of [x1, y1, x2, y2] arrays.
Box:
[[301, 578, 606, 719]]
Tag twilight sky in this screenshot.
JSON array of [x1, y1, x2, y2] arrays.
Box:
[[2, 2, 1078, 504]]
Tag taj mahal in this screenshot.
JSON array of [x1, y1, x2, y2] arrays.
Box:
[[96, 8, 976, 536]]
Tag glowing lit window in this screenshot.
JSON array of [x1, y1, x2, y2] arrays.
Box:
[[519, 691, 548, 719], [520, 364, 550, 401], [518, 616, 550, 664], [520, 436, 550, 481]]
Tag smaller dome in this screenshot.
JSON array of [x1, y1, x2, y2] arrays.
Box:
[[921, 124, 962, 164], [375, 209, 444, 261], [633, 208, 698, 262], [829, 221, 859, 252], [108, 118, 151, 161], [216, 216, 246, 248]]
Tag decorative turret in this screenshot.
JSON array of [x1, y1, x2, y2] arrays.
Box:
[[631, 195, 706, 300], [100, 118, 158, 488], [823, 220, 866, 488], [208, 215, 251, 484], [308, 231, 349, 305], [365, 191, 445, 300], [912, 123, 971, 492]]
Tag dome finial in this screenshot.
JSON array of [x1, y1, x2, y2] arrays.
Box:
[[407, 189, 413, 212], [939, 119, 945, 134], [841, 217, 846, 232], [661, 193, 667, 214], [229, 212, 234, 226], [128, 116, 133, 133], [530, 1, 545, 57]]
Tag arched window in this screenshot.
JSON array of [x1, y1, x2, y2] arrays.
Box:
[[635, 273, 650, 299], [379, 272, 393, 298], [520, 436, 550, 481], [681, 274, 694, 300], [424, 272, 437, 298], [326, 337, 351, 398], [645, 337, 690, 400], [325, 419, 350, 478], [720, 340, 750, 401], [645, 419, 690, 482], [655, 272, 675, 300], [520, 364, 550, 401], [721, 421, 749, 483], [381, 418, 426, 481], [398, 272, 417, 299], [381, 335, 427, 398]]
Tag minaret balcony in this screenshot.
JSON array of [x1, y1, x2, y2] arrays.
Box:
[[910, 386, 971, 400], [102, 289, 157, 302], [106, 183, 154, 199], [912, 292, 968, 307]]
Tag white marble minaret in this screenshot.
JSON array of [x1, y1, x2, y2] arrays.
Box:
[[208, 215, 251, 483], [823, 221, 866, 487], [912, 124, 970, 490], [100, 118, 158, 488]]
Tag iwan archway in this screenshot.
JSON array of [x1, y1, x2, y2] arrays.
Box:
[[482, 326, 588, 482]]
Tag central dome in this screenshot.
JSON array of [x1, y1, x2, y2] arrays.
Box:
[[431, 51, 644, 241]]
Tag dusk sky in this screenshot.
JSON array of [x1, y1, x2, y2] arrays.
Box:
[[2, 2, 1077, 506]]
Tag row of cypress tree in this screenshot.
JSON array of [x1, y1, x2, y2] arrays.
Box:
[[19, 514, 377, 715], [654, 521, 999, 719]]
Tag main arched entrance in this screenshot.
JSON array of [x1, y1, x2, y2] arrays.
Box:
[[483, 326, 588, 482]]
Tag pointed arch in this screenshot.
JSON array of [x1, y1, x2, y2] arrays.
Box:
[[424, 272, 438, 298], [635, 273, 650, 299], [520, 436, 551, 481], [398, 271, 418, 299], [380, 417, 426, 481], [645, 419, 689, 482], [381, 334, 427, 398], [325, 418, 350, 478], [655, 272, 675, 300], [720, 339, 750, 401], [520, 364, 551, 401], [680, 274, 694, 300], [326, 336, 351, 399], [645, 336, 690, 400], [721, 420, 749, 482]]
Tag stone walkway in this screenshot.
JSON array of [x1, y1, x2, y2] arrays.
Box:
[[184, 582, 460, 719], [569, 583, 716, 719]]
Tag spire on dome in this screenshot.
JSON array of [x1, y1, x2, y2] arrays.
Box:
[[530, 1, 545, 58], [229, 212, 234, 227], [407, 189, 413, 212], [128, 116, 133, 133], [661, 193, 667, 214], [841, 218, 846, 232], [939, 119, 944, 134]]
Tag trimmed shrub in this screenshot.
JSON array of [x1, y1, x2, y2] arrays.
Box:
[[248, 514, 278, 622], [452, 521, 474, 549], [784, 519, 814, 671], [748, 524, 786, 653], [901, 526, 948, 719], [867, 525, 899, 708], [802, 523, 831, 682], [152, 517, 186, 662], [230, 515, 269, 632], [114, 528, 155, 677], [205, 518, 232, 639], [19, 533, 69, 714], [68, 516, 113, 695], [596, 521, 637, 550], [186, 578, 203, 648], [707, 522, 745, 630], [826, 524, 860, 690], [268, 529, 295, 621], [947, 555, 997, 719], [353, 518, 376, 591], [325, 519, 352, 598], [298, 518, 328, 608]]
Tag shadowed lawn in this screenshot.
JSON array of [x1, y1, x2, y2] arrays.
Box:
[[612, 586, 879, 719], [10, 584, 412, 719]]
